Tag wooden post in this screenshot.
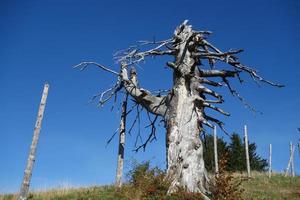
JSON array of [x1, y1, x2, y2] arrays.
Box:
[[291, 143, 295, 177], [268, 144, 272, 178], [244, 125, 251, 178], [285, 141, 295, 177], [285, 142, 292, 177], [115, 94, 128, 188], [213, 125, 219, 177], [298, 140, 300, 157], [18, 83, 49, 200]]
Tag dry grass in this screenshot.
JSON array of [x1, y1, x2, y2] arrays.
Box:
[[1, 172, 299, 200]]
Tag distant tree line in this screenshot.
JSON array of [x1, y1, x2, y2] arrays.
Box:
[[203, 133, 268, 172]]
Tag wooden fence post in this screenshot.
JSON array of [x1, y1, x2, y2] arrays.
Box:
[[285, 141, 295, 177], [285, 142, 292, 177], [291, 143, 295, 177], [115, 94, 128, 188], [268, 144, 272, 178], [298, 140, 300, 157], [213, 125, 219, 177], [18, 83, 49, 200], [244, 125, 251, 178]]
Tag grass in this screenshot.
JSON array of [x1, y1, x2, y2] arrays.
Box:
[[1, 173, 299, 200], [0, 186, 126, 200], [241, 172, 300, 200]]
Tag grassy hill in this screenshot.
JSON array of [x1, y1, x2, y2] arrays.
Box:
[[241, 173, 300, 200], [1, 173, 300, 200]]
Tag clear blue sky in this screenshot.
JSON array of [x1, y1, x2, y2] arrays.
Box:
[[1, 0, 299, 193]]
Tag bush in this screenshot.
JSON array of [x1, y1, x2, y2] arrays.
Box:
[[211, 153, 245, 200], [119, 160, 205, 200], [124, 161, 169, 199]]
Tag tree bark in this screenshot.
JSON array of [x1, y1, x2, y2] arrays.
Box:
[[163, 23, 210, 198], [115, 94, 128, 188], [164, 79, 209, 198], [18, 83, 49, 200]]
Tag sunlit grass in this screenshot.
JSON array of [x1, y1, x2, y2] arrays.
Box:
[[1, 173, 299, 200], [241, 173, 300, 200]]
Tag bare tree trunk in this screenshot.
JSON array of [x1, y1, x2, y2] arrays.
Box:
[[115, 94, 128, 188], [244, 125, 251, 178], [213, 126, 219, 177], [268, 144, 272, 178], [165, 75, 209, 199], [18, 83, 49, 200]]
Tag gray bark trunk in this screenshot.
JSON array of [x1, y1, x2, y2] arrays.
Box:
[[18, 83, 49, 200], [115, 94, 128, 188], [165, 82, 208, 197], [164, 33, 210, 197]]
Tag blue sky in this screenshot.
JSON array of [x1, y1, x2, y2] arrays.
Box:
[[1, 0, 300, 193]]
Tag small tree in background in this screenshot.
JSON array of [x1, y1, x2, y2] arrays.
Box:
[[227, 133, 267, 172], [248, 143, 268, 171], [204, 133, 267, 172], [203, 135, 229, 171], [228, 133, 246, 172]]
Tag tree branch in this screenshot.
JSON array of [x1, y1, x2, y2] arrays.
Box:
[[74, 61, 119, 76], [200, 69, 237, 78], [120, 66, 167, 116]]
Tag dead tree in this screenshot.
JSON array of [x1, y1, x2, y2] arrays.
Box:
[[18, 83, 49, 200], [115, 94, 128, 187], [75, 21, 282, 198]]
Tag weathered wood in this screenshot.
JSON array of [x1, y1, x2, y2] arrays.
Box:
[[213, 126, 219, 177], [298, 140, 300, 157], [285, 142, 292, 177], [268, 144, 272, 178], [18, 83, 49, 200], [244, 125, 251, 178], [285, 141, 295, 177], [291, 143, 295, 177], [115, 94, 128, 188]]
